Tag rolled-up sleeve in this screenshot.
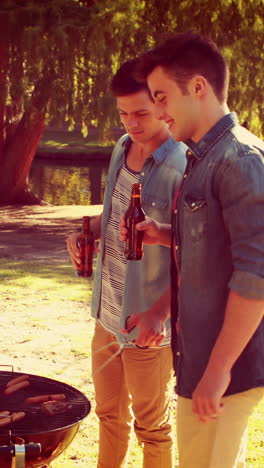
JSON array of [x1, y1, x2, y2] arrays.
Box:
[[229, 270, 264, 300], [218, 149, 264, 299]]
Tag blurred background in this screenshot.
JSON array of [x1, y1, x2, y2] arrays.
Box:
[[0, 0, 263, 205]]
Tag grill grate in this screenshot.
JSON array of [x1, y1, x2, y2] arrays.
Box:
[[0, 372, 90, 435]]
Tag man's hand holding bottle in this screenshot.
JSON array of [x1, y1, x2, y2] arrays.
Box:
[[66, 232, 81, 270], [119, 214, 171, 247], [120, 213, 172, 348]]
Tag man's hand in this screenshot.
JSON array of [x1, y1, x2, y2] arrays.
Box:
[[123, 312, 166, 348], [119, 214, 171, 247], [121, 288, 171, 347], [192, 291, 264, 423], [192, 368, 231, 423], [119, 214, 128, 241], [66, 233, 81, 270]]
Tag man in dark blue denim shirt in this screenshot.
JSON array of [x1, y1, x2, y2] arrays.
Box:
[[121, 32, 264, 468]]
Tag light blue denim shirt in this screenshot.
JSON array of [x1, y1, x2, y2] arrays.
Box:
[[91, 134, 187, 345], [172, 112, 264, 397]]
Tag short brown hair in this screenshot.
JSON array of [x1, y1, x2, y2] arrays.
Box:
[[111, 58, 153, 100], [136, 32, 229, 103]]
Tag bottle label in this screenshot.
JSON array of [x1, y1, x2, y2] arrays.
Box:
[[125, 217, 144, 260], [77, 240, 94, 277], [124, 184, 145, 261]]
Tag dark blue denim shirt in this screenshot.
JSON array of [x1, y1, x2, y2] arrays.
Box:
[[172, 112, 264, 398]]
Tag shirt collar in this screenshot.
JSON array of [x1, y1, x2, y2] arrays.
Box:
[[121, 134, 176, 165], [184, 112, 239, 160], [152, 137, 177, 164], [122, 135, 132, 152]]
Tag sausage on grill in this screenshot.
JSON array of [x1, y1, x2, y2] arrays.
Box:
[[0, 411, 25, 427], [26, 394, 66, 405], [6, 375, 29, 388], [4, 380, 30, 395]]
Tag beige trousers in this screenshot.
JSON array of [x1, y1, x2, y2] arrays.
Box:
[[177, 387, 264, 468], [92, 322, 174, 468]]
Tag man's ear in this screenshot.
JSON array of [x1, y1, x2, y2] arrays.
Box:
[[190, 75, 207, 97]]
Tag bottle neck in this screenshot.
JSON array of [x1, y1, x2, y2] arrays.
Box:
[[131, 193, 142, 207], [130, 183, 142, 207], [82, 216, 91, 235]]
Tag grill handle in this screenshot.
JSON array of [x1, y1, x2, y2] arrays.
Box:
[[14, 445, 25, 468], [0, 443, 41, 465]]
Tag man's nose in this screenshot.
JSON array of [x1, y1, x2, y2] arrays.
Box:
[[127, 116, 138, 127]]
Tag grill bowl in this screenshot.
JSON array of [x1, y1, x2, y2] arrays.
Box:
[[0, 371, 91, 467]]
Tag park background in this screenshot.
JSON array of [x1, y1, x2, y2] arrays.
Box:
[[0, 0, 263, 466]]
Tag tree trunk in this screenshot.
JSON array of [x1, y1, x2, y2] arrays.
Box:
[[0, 106, 46, 204], [0, 67, 54, 205], [0, 19, 9, 158]]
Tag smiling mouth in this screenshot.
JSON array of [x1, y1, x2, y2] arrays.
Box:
[[129, 130, 143, 135]]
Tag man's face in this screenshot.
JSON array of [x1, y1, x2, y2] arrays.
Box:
[[116, 90, 166, 144], [147, 66, 199, 142]]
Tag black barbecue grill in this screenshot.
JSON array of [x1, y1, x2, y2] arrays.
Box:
[[0, 369, 91, 467]]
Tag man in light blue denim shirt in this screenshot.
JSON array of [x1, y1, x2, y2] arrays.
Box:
[[129, 32, 264, 468], [67, 59, 187, 468], [91, 134, 185, 341]]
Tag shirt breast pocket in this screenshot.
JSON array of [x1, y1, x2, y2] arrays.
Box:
[[183, 196, 208, 242], [142, 195, 170, 223]]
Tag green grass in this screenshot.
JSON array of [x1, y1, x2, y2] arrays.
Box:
[[0, 258, 263, 467], [0, 259, 91, 302]]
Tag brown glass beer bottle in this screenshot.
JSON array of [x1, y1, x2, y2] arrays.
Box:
[[124, 183, 145, 260], [76, 216, 94, 277]]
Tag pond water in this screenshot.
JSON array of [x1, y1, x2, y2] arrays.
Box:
[[29, 156, 110, 205]]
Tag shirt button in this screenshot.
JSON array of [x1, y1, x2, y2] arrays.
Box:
[[183, 174, 187, 179], [152, 202, 156, 207], [141, 172, 145, 176], [175, 245, 178, 250], [191, 202, 196, 207], [186, 150, 193, 157], [176, 351, 180, 356]]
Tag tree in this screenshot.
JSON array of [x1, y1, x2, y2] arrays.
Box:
[[0, 0, 95, 203], [0, 0, 263, 204]]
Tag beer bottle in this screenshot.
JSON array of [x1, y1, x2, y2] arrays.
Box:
[[76, 216, 94, 277], [124, 183, 145, 260]]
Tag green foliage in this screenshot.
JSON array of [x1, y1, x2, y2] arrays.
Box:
[[0, 0, 263, 139]]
